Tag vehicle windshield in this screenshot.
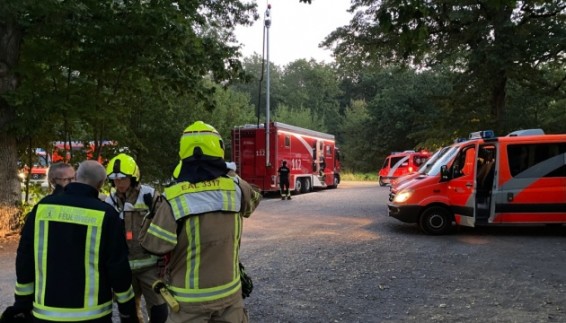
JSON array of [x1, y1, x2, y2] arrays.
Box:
[[417, 147, 449, 174], [424, 145, 460, 176]]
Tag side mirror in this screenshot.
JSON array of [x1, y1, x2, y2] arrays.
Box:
[[440, 165, 450, 182]]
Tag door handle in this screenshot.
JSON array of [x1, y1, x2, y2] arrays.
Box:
[[465, 182, 473, 188]]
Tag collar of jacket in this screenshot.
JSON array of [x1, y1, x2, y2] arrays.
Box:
[[62, 182, 100, 199]]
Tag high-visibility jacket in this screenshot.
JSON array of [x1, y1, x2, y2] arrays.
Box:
[[105, 184, 160, 270], [14, 182, 136, 322], [140, 175, 261, 309]]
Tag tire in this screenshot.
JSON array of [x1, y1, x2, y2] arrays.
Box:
[[301, 178, 311, 193], [294, 178, 302, 194], [419, 206, 453, 235], [329, 175, 340, 189]]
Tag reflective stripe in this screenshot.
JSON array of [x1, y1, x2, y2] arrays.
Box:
[[34, 205, 106, 317], [164, 177, 243, 303], [164, 178, 242, 220], [114, 286, 135, 303], [85, 225, 101, 307], [182, 131, 221, 139], [179, 214, 241, 301], [33, 301, 112, 322], [15, 282, 34, 296], [147, 223, 177, 245], [233, 214, 242, 280], [129, 255, 160, 270], [35, 216, 47, 304], [170, 278, 241, 303], [186, 217, 199, 289]]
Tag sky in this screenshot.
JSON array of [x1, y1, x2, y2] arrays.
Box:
[[235, 0, 354, 67]]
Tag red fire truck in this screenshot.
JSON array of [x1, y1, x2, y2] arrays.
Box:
[[51, 141, 115, 164], [231, 122, 341, 194], [19, 148, 50, 188]]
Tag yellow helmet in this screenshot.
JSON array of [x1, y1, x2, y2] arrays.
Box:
[[179, 121, 224, 159], [106, 153, 140, 181], [172, 160, 182, 179]]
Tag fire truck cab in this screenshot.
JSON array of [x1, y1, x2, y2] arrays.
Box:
[[388, 129, 566, 234], [378, 150, 431, 186]]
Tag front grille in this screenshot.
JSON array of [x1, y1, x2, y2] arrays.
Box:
[[31, 173, 46, 180]]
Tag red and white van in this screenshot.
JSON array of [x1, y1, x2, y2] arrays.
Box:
[[378, 150, 431, 186], [388, 129, 566, 234]]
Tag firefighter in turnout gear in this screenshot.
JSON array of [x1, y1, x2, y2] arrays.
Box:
[[277, 160, 291, 200], [105, 154, 168, 323], [140, 121, 262, 322], [3, 160, 138, 323]]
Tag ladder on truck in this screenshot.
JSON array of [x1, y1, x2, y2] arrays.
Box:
[[232, 127, 241, 173]]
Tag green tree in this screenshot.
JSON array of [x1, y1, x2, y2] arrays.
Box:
[[280, 59, 342, 130], [272, 104, 327, 131], [230, 54, 285, 122], [323, 0, 566, 130], [338, 100, 373, 172], [0, 0, 257, 213]]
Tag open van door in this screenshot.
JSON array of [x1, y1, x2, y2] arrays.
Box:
[[446, 144, 477, 227]]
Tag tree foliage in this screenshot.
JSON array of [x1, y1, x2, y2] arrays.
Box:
[[0, 0, 258, 208], [323, 0, 566, 130]]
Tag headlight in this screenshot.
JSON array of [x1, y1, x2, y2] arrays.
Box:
[[393, 189, 413, 203]]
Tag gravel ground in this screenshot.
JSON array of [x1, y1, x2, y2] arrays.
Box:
[[2, 181, 566, 323]]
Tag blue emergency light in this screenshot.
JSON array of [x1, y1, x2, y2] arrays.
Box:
[[469, 130, 495, 140]]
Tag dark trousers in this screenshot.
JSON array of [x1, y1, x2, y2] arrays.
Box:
[[279, 180, 290, 197]]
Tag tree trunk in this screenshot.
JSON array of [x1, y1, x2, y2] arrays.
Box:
[[0, 18, 24, 230], [490, 70, 507, 130]]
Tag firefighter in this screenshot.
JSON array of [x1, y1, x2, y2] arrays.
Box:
[[104, 153, 168, 323], [140, 121, 262, 322], [1, 160, 138, 323], [278, 160, 291, 200]]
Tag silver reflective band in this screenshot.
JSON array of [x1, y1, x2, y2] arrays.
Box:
[[171, 278, 241, 300], [34, 301, 112, 320], [168, 189, 241, 220], [129, 256, 160, 270]]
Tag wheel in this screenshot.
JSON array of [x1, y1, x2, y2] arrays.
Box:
[[419, 206, 453, 235], [294, 178, 302, 194], [301, 178, 311, 193], [378, 177, 386, 187], [329, 174, 340, 189]]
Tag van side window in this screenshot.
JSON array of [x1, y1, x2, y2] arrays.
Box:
[[452, 146, 476, 178], [507, 143, 566, 177], [391, 157, 406, 167], [381, 157, 390, 169]]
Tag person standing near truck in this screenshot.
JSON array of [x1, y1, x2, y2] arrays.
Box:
[[278, 160, 291, 200]]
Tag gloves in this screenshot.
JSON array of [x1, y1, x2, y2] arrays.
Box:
[[117, 300, 140, 323], [119, 313, 140, 323], [239, 262, 254, 299], [0, 306, 33, 323]]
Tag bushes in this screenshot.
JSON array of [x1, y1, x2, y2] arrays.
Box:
[[340, 172, 378, 181]]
